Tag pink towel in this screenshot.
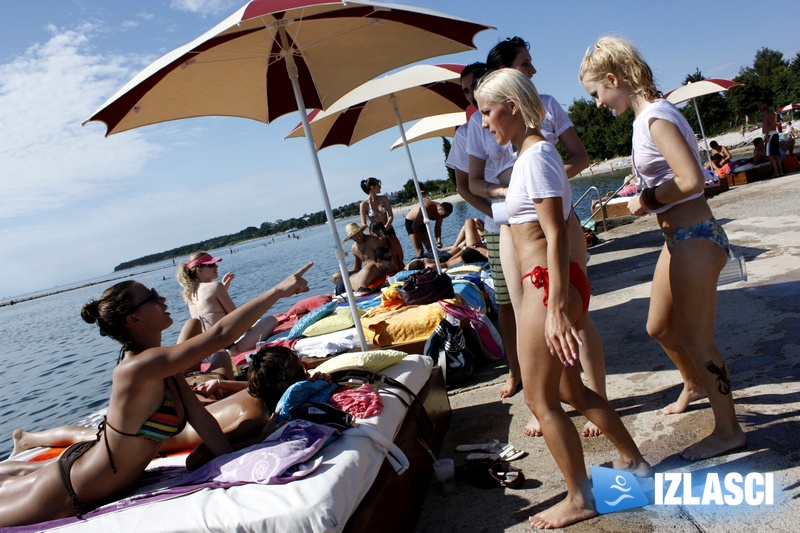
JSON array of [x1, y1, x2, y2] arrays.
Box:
[[330, 384, 383, 419]]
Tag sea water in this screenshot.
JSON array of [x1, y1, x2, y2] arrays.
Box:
[[0, 173, 622, 459]]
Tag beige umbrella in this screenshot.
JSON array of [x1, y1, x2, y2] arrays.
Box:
[[285, 63, 469, 271], [83, 0, 492, 350], [664, 78, 743, 165], [389, 109, 474, 151]]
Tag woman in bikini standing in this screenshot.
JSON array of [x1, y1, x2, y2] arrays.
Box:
[[476, 68, 650, 529], [359, 178, 404, 270], [0, 265, 311, 527], [177, 251, 280, 358], [580, 36, 745, 460]]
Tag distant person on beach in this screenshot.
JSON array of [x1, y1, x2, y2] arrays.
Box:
[[709, 153, 733, 178], [359, 177, 404, 270], [336, 222, 397, 294], [404, 199, 453, 257], [709, 141, 731, 167], [177, 252, 280, 359], [752, 136, 768, 164], [591, 172, 639, 211], [476, 68, 651, 529], [480, 35, 607, 440], [407, 217, 489, 270], [581, 35, 745, 461], [0, 265, 311, 526], [757, 98, 784, 178], [5, 346, 325, 469]]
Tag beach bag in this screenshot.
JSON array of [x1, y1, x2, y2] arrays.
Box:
[[397, 267, 454, 305], [424, 318, 475, 389], [289, 401, 355, 432], [439, 301, 504, 361]]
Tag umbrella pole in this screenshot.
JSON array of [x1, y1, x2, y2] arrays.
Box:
[[279, 29, 368, 351], [391, 97, 443, 273], [693, 97, 712, 168]]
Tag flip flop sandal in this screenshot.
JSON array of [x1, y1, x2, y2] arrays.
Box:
[[455, 439, 504, 453], [489, 461, 525, 489], [465, 444, 525, 462]]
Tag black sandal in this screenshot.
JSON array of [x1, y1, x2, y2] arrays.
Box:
[[456, 459, 524, 489], [489, 461, 525, 488]]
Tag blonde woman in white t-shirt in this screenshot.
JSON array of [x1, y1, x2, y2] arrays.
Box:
[[476, 68, 650, 530], [580, 36, 745, 461]]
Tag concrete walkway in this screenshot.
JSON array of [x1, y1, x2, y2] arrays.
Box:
[[416, 174, 800, 532]]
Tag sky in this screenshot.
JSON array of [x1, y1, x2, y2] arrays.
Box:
[[1, 0, 798, 299]]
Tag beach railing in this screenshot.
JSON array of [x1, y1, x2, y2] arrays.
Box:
[[573, 186, 608, 232]]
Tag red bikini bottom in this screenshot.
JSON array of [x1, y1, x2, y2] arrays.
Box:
[[521, 261, 590, 314]]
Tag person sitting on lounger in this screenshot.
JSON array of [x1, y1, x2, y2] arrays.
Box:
[[709, 141, 732, 167], [710, 153, 733, 177], [335, 222, 397, 294], [177, 252, 280, 358], [407, 218, 488, 270]]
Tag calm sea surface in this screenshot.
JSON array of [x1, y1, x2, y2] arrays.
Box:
[[0, 171, 621, 459]]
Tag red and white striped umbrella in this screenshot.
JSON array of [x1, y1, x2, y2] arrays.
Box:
[[83, 0, 492, 349]]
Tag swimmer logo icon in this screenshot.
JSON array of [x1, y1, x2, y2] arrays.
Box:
[[591, 466, 649, 514]]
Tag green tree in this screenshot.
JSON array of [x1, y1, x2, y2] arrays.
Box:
[[568, 98, 632, 161]]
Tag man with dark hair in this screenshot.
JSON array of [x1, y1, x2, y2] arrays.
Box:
[[404, 199, 452, 257]]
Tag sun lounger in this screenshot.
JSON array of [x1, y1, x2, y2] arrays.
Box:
[[14, 355, 449, 533]]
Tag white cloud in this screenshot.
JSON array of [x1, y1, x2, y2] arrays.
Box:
[[0, 24, 162, 221], [169, 0, 239, 17]]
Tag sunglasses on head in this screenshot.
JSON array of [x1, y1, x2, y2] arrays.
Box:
[[198, 263, 218, 268], [129, 288, 161, 314]]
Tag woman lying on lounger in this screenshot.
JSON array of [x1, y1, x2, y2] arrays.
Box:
[[0, 264, 312, 527]]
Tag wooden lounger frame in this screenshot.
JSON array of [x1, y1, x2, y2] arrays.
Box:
[[344, 366, 450, 532]]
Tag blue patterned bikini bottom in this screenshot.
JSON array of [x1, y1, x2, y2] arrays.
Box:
[[664, 216, 729, 252]]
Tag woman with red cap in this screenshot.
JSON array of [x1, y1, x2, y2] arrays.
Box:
[[177, 251, 279, 360]]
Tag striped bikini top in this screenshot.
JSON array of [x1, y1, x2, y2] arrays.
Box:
[[105, 376, 187, 442]]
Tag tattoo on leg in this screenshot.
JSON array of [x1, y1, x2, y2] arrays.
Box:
[[704, 360, 731, 395]]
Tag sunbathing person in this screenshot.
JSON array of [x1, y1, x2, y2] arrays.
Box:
[[709, 141, 732, 167], [336, 222, 397, 294], [447, 217, 485, 255], [177, 252, 280, 358], [6, 347, 325, 475], [709, 153, 733, 177], [0, 265, 311, 527]]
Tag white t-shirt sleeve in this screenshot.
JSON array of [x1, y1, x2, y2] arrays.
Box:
[[540, 94, 573, 144], [446, 124, 470, 172]]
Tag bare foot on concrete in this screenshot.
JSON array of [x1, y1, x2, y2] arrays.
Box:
[[681, 428, 747, 460], [499, 374, 521, 398], [10, 429, 31, 458], [523, 415, 543, 438], [582, 420, 603, 437], [599, 457, 653, 478], [662, 385, 706, 414], [529, 498, 597, 529]]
